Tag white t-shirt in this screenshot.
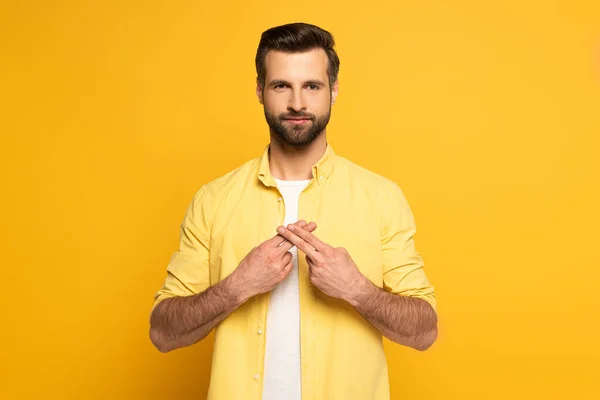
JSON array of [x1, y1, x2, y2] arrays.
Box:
[[262, 177, 311, 400]]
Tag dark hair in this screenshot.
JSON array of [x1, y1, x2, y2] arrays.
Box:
[[255, 22, 340, 89]]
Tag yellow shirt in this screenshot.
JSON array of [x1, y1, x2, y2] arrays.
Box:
[[153, 142, 436, 400]]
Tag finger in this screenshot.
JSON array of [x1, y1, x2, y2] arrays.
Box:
[[303, 221, 317, 231], [293, 220, 317, 231], [305, 255, 319, 270], [276, 222, 317, 253], [266, 232, 289, 248], [307, 260, 317, 278], [276, 221, 307, 245], [277, 225, 319, 260], [282, 251, 293, 264], [271, 221, 312, 249], [285, 223, 329, 253], [277, 238, 295, 253], [281, 261, 294, 277]]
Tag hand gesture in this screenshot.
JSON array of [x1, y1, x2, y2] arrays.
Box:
[[276, 223, 364, 302], [232, 221, 317, 301]]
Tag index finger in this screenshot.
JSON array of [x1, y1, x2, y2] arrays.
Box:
[[277, 226, 319, 259], [264, 233, 288, 248], [265, 221, 312, 248], [286, 223, 329, 253]]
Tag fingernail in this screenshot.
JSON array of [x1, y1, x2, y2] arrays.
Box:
[[288, 225, 295, 231], [299, 220, 306, 225], [277, 227, 285, 234]]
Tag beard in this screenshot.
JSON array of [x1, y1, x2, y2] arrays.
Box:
[[264, 105, 331, 148]]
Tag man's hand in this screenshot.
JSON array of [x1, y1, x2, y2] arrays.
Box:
[[276, 222, 437, 350], [276, 223, 365, 303], [231, 220, 317, 302]]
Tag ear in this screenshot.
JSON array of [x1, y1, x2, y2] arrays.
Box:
[[256, 78, 264, 105], [331, 80, 339, 105]]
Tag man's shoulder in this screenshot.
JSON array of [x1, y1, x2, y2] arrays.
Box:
[[201, 156, 260, 195], [336, 156, 411, 217], [335, 155, 399, 192]]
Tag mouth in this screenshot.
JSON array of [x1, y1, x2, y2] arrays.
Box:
[[283, 118, 312, 124]]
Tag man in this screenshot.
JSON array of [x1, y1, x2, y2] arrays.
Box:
[[150, 22, 437, 400]]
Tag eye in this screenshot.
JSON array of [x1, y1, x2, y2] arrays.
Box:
[[307, 84, 319, 90], [274, 84, 288, 90]]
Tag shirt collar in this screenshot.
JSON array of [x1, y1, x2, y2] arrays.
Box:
[[258, 142, 337, 188]]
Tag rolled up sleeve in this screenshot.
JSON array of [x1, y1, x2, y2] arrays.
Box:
[[381, 183, 436, 312], [152, 186, 212, 311]]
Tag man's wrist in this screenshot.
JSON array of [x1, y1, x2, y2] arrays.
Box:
[[223, 272, 249, 306], [345, 273, 374, 309]]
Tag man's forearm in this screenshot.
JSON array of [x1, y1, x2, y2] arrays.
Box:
[[149, 275, 247, 353], [346, 276, 438, 351]]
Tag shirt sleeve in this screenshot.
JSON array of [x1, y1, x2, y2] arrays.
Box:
[[152, 186, 212, 311], [381, 183, 436, 312]]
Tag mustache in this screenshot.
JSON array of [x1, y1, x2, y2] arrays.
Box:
[[279, 112, 315, 120]]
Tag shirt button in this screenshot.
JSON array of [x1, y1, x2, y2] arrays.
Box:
[[254, 373, 260, 380], [257, 328, 263, 335], [278, 197, 282, 202], [319, 175, 324, 181]]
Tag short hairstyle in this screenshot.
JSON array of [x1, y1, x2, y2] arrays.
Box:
[[255, 22, 340, 88]]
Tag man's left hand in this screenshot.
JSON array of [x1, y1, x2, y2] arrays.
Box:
[[276, 221, 366, 302]]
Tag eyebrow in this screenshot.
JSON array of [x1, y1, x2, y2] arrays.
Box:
[[268, 79, 326, 87]]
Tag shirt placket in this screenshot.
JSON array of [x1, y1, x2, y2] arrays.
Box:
[[298, 179, 318, 400], [254, 183, 287, 399]]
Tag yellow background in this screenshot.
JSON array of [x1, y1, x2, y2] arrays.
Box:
[[1, 0, 599, 399]]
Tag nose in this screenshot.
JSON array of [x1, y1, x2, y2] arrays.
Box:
[[288, 89, 305, 112]]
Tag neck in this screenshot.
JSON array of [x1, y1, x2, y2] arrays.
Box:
[[268, 132, 327, 181]]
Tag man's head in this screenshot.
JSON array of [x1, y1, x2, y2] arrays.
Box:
[[255, 23, 340, 147]]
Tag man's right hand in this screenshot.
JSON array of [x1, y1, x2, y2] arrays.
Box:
[[230, 220, 317, 301]]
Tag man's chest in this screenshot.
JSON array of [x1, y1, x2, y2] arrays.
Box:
[[208, 186, 384, 286]]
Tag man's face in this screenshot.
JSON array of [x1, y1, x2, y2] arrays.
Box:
[[257, 48, 338, 147]]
